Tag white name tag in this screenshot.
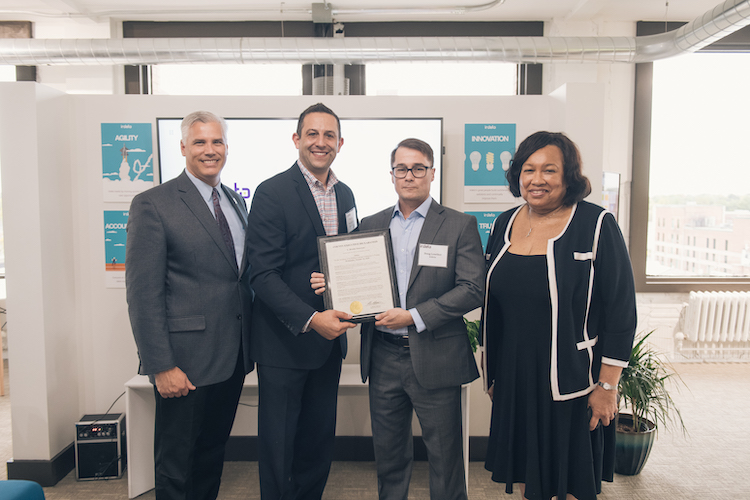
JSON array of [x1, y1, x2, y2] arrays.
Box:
[[345, 207, 358, 233], [418, 243, 448, 268]]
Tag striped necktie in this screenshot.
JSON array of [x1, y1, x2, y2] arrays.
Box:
[[211, 187, 237, 266]]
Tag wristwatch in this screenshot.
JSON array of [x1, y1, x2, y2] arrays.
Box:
[[597, 381, 616, 391]]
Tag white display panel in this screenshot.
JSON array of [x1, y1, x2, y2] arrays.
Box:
[[157, 118, 443, 219]]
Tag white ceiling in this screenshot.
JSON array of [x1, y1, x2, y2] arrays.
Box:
[[0, 0, 728, 24]]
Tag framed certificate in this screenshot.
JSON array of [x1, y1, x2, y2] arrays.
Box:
[[317, 229, 399, 323]]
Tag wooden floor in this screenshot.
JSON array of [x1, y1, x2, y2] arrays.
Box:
[[2, 361, 750, 499]]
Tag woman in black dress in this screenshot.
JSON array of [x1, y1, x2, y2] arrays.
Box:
[[481, 131, 637, 500]]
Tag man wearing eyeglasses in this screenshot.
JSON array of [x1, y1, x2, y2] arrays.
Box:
[[315, 138, 484, 499]]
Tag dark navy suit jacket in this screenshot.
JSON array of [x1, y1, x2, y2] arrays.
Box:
[[246, 163, 357, 369]]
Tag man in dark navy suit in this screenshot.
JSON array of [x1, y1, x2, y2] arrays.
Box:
[[246, 103, 358, 500]]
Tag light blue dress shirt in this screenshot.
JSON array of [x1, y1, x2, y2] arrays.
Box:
[[376, 197, 432, 336], [185, 169, 245, 268]]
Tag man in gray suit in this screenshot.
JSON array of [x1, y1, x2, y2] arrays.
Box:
[[126, 111, 253, 500], [314, 138, 484, 500]]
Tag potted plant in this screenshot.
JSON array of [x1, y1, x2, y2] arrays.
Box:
[[615, 331, 687, 475], [464, 318, 480, 353]]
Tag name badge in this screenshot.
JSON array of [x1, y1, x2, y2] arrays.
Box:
[[345, 207, 358, 233], [418, 244, 448, 268]]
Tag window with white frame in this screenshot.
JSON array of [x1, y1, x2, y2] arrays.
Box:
[[0, 66, 15, 82], [632, 45, 750, 291], [366, 62, 516, 96], [150, 61, 517, 96], [647, 53, 750, 279], [151, 64, 303, 96], [125, 20, 540, 97]]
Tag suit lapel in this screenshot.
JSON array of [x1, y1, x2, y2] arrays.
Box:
[[222, 184, 248, 229], [373, 209, 394, 230], [407, 201, 445, 291], [176, 172, 238, 274], [291, 164, 327, 237]]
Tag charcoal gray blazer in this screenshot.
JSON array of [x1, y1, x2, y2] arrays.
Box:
[[359, 200, 484, 389], [126, 170, 253, 386]]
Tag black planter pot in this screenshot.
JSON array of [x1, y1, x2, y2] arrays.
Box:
[[614, 414, 656, 475]]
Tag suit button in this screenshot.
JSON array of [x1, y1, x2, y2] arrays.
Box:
[[237, 314, 242, 320]]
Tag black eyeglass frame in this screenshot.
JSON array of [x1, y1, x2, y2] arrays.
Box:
[[391, 165, 433, 179]]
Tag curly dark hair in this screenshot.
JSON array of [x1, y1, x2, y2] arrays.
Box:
[[506, 131, 591, 206]]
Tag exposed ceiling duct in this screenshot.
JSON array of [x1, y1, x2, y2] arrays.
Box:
[[0, 0, 507, 20], [0, 0, 748, 66], [328, 0, 506, 16]]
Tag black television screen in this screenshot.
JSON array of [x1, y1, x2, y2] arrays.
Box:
[[157, 117, 443, 219]]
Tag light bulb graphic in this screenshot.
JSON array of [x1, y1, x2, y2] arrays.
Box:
[[486, 152, 495, 171], [469, 151, 482, 171], [500, 150, 513, 171]]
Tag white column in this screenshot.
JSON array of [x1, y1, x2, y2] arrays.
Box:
[[0, 83, 79, 461]]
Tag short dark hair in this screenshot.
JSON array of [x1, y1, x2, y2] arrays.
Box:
[[506, 131, 591, 206], [296, 103, 341, 138], [390, 138, 434, 168]]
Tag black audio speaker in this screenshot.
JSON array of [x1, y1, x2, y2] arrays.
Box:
[[75, 413, 127, 480]]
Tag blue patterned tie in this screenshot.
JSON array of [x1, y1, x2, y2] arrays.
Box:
[[212, 188, 237, 266]]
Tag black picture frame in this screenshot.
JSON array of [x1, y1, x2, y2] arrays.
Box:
[[317, 229, 399, 323]]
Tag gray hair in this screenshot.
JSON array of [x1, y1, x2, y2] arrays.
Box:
[[180, 111, 228, 143]]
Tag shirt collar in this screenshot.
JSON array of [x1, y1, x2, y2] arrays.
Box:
[[298, 160, 338, 191], [185, 168, 219, 203], [392, 196, 433, 220]]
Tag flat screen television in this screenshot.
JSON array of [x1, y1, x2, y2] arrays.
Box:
[[157, 117, 443, 219]]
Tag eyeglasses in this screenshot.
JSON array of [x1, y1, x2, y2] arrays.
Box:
[[392, 165, 433, 179]]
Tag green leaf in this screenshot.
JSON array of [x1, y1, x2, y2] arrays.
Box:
[[618, 331, 688, 436], [464, 318, 480, 353]]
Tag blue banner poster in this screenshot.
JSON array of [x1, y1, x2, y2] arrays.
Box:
[[102, 123, 153, 202], [104, 210, 128, 288], [464, 123, 516, 203], [466, 211, 502, 252]]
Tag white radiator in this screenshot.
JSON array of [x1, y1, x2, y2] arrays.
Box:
[[674, 291, 750, 359]]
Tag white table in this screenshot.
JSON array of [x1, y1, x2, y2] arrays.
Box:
[[125, 364, 469, 498]]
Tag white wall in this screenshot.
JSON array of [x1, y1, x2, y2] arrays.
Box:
[[0, 87, 607, 457], [0, 83, 79, 459]]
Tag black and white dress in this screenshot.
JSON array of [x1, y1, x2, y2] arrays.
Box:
[[484, 251, 609, 500], [481, 201, 637, 499]]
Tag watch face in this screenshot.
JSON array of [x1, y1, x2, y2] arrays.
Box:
[[599, 381, 614, 390]]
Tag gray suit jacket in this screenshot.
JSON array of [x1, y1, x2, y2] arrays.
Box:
[[360, 200, 484, 389], [126, 171, 253, 386]]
